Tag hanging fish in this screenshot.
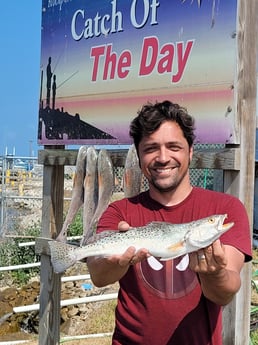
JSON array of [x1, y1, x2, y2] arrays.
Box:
[[123, 144, 142, 198], [81, 149, 114, 245], [56, 146, 87, 242], [81, 146, 98, 244]]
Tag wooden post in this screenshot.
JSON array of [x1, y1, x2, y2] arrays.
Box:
[[222, 0, 258, 344], [38, 151, 64, 345]]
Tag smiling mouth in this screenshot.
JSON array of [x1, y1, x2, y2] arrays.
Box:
[[154, 166, 179, 173], [151, 167, 179, 178], [155, 168, 173, 173]]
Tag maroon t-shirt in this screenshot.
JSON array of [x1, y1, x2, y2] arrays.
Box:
[[97, 187, 252, 345]]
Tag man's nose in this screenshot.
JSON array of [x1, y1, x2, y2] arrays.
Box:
[[156, 147, 170, 163]]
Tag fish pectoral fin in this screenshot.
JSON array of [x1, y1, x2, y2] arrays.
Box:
[[167, 240, 185, 252], [159, 241, 186, 261]]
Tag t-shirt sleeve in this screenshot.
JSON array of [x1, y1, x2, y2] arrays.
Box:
[[97, 198, 127, 233]]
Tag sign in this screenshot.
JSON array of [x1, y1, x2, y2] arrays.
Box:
[[38, 0, 238, 146]]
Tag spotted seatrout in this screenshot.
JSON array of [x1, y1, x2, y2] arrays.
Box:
[[49, 214, 234, 273], [56, 146, 87, 242], [81, 149, 114, 245], [123, 144, 142, 198]]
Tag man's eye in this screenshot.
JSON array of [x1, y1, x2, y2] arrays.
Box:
[[169, 146, 181, 151], [144, 147, 156, 153]]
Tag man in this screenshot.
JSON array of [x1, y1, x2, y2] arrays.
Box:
[[87, 100, 252, 345]]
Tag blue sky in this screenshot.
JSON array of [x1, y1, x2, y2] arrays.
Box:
[[0, 1, 42, 157]]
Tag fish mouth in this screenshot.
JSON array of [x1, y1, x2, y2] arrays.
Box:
[[219, 214, 234, 231], [221, 222, 234, 230]]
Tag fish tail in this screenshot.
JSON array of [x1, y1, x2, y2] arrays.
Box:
[[48, 241, 77, 274]]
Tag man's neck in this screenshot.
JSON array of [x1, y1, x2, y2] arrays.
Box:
[[149, 182, 193, 207]]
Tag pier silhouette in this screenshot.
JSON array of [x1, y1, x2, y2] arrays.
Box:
[[38, 56, 116, 142]]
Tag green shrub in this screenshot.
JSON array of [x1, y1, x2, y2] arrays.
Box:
[[250, 330, 258, 344], [0, 208, 85, 286], [0, 222, 41, 285], [67, 210, 83, 237]]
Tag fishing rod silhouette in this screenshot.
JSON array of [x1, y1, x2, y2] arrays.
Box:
[[41, 54, 79, 110]]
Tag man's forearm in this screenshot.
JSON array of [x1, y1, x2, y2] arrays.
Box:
[[199, 268, 241, 306]]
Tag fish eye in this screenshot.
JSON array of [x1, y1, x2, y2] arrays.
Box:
[[208, 217, 215, 224]]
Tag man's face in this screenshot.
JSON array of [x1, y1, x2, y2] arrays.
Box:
[[138, 121, 193, 193]]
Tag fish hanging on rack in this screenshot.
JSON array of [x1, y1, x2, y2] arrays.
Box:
[[82, 147, 98, 244], [123, 145, 142, 198], [56, 146, 114, 245], [80, 149, 114, 245], [56, 146, 87, 242]]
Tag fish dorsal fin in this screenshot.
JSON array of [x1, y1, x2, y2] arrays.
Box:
[[148, 221, 173, 226], [146, 221, 174, 231]]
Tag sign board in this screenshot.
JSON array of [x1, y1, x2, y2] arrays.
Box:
[[38, 0, 238, 146]]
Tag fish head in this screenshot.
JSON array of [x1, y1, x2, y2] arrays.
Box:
[[186, 214, 234, 248]]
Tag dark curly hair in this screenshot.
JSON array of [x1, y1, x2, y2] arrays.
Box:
[[129, 100, 195, 152]]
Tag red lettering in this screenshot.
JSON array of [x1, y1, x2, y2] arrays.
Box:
[[90, 44, 132, 81], [157, 44, 174, 74], [117, 51, 131, 79], [139, 36, 159, 76], [103, 44, 117, 80], [172, 40, 194, 83], [90, 46, 105, 81], [138, 36, 194, 84]]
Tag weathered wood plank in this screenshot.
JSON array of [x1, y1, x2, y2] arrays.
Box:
[[38, 149, 78, 166], [35, 237, 52, 256], [38, 147, 241, 170], [222, 0, 258, 344], [190, 147, 240, 170], [38, 164, 64, 345], [38, 148, 127, 167]]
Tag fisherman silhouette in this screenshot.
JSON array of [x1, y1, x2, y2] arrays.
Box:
[[46, 57, 52, 107], [52, 74, 56, 110]]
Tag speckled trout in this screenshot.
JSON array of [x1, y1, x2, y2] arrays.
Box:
[[123, 144, 142, 198], [56, 147, 114, 244], [81, 149, 114, 245], [49, 214, 234, 274], [56, 146, 87, 242]]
